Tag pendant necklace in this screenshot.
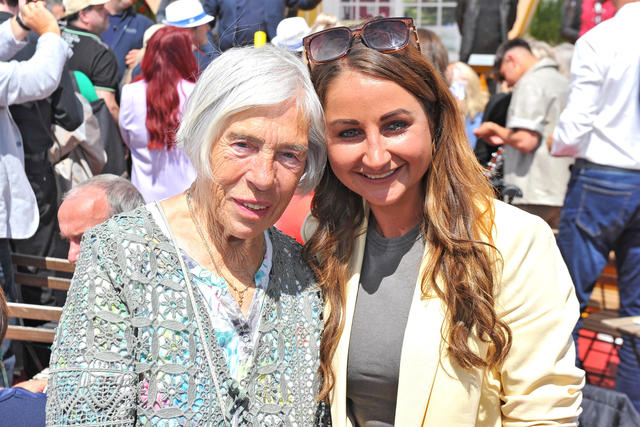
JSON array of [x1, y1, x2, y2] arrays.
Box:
[[185, 189, 250, 309]]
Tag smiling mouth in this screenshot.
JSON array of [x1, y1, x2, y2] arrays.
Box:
[[361, 169, 397, 180], [241, 202, 268, 211]]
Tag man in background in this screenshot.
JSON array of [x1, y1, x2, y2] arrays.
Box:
[[551, 0, 640, 412], [101, 0, 153, 79], [157, 0, 321, 52], [162, 0, 217, 71], [1, 0, 72, 387], [62, 0, 120, 120], [474, 38, 572, 228], [456, 0, 518, 63], [58, 174, 144, 264]]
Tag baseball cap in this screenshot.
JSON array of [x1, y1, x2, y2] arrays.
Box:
[[64, 0, 108, 16]]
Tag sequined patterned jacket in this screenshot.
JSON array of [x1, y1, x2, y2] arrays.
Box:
[[46, 207, 326, 426]]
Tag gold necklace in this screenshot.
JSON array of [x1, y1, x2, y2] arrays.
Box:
[[185, 189, 250, 309]]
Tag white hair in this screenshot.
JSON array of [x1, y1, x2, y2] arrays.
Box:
[[176, 44, 326, 194]]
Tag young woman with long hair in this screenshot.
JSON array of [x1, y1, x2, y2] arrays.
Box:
[[119, 26, 199, 202], [301, 17, 584, 426]]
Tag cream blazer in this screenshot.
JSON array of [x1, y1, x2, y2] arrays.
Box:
[[303, 200, 584, 426]]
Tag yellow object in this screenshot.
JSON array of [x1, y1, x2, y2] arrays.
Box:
[[509, 0, 541, 38], [254, 31, 267, 47], [297, 3, 321, 24]]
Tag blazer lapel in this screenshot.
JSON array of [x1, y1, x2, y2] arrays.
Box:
[[394, 248, 445, 426], [330, 215, 368, 427]]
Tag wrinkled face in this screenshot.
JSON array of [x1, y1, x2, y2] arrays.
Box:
[[58, 188, 111, 263], [208, 100, 309, 240], [82, 4, 110, 35], [323, 70, 432, 213]]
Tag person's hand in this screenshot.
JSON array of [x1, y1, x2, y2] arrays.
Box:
[[20, 1, 60, 36], [125, 49, 142, 68], [13, 378, 48, 393], [474, 122, 505, 146]]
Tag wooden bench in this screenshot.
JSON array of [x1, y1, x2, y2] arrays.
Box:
[[5, 254, 74, 346], [5, 303, 62, 344], [11, 253, 74, 293]]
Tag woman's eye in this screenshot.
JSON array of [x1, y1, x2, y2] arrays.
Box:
[[337, 128, 362, 139], [279, 151, 304, 165], [279, 151, 305, 168], [384, 120, 409, 133], [231, 141, 252, 152]]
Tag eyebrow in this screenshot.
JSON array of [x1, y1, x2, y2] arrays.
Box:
[[281, 143, 308, 153], [228, 133, 308, 152], [327, 119, 359, 127], [380, 108, 412, 121], [328, 109, 413, 126], [228, 133, 264, 144]]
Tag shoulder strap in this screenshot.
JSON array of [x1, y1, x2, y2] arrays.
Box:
[[152, 201, 228, 419]]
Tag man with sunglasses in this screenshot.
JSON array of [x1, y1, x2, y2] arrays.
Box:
[[474, 38, 572, 229]]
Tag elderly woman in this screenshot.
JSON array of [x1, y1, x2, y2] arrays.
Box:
[[302, 17, 583, 426], [46, 45, 327, 425]]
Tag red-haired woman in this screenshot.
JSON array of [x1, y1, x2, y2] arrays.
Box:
[[119, 26, 198, 203]]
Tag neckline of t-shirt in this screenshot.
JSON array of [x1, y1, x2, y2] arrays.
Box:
[[366, 218, 422, 251]]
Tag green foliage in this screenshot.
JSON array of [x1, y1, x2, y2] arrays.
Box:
[[528, 0, 564, 45]]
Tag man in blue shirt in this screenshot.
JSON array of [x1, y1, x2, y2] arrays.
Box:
[[101, 0, 152, 79]]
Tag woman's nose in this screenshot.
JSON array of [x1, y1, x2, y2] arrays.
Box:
[[362, 135, 391, 169], [247, 155, 276, 191]]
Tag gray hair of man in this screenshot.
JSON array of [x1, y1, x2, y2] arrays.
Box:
[[176, 44, 326, 194], [63, 174, 145, 216]]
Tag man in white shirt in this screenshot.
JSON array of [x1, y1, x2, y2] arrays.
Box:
[[1, 0, 71, 386], [551, 0, 640, 412]]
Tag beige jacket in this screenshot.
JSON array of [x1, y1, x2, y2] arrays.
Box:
[[303, 200, 584, 426]]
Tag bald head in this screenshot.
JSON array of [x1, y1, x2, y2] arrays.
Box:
[[58, 186, 111, 263]]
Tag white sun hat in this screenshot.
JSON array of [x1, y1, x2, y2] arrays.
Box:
[[271, 17, 310, 52], [163, 0, 214, 29]]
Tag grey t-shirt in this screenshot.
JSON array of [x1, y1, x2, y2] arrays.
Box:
[[346, 222, 424, 426]]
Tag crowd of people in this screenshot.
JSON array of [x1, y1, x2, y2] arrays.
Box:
[[1, 0, 639, 425]]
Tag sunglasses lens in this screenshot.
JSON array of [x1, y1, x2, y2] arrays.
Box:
[[363, 20, 410, 51], [308, 28, 351, 63]]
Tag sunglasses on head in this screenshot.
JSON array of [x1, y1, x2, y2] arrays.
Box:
[[302, 17, 421, 66]]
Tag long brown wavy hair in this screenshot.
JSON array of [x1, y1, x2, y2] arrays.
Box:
[[302, 35, 512, 402]]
